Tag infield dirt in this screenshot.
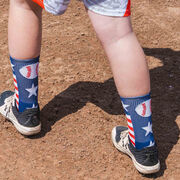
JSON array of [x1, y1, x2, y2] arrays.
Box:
[[0, 0, 180, 179]]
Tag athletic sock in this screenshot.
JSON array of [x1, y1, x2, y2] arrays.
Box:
[[121, 93, 155, 150], [10, 56, 39, 112]]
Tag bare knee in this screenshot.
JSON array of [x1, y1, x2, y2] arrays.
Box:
[[88, 11, 133, 47]]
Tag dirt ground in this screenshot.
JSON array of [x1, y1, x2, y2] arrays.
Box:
[[0, 0, 180, 179]]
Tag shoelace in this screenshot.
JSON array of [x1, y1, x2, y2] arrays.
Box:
[[4, 95, 14, 118], [120, 130, 129, 149]]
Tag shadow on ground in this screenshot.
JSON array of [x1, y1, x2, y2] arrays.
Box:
[[32, 48, 180, 178]]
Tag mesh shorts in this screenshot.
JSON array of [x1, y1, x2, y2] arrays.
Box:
[[43, 0, 131, 17]]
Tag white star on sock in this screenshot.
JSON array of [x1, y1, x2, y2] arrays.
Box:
[[147, 141, 155, 147], [142, 122, 153, 136], [26, 84, 38, 98], [121, 102, 129, 112]]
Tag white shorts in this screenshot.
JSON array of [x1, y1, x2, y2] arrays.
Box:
[[43, 0, 131, 17]]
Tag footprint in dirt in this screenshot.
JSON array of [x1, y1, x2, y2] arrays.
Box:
[[35, 47, 179, 178]]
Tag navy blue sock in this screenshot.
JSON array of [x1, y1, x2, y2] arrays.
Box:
[[121, 93, 155, 150], [10, 56, 39, 112]]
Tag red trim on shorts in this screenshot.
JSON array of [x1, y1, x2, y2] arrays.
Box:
[[124, 0, 131, 17], [32, 0, 44, 9]]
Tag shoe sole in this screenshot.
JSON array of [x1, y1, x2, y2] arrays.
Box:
[[112, 127, 160, 174], [1, 112, 41, 136]]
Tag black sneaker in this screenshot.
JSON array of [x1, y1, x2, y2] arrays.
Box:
[[0, 91, 41, 135], [112, 126, 160, 174]]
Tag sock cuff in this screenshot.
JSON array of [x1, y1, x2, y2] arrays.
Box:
[[120, 93, 151, 101], [10, 56, 40, 64]]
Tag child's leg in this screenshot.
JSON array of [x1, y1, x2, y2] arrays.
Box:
[[87, 10, 159, 174], [88, 11, 154, 146], [9, 0, 42, 59], [0, 0, 42, 135], [9, 0, 42, 113], [88, 13, 150, 98]]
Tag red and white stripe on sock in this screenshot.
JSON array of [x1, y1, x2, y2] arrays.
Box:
[[13, 73, 19, 110], [126, 114, 135, 146]]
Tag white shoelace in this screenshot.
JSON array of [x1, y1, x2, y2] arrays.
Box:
[[120, 130, 129, 149], [4, 95, 14, 117]]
